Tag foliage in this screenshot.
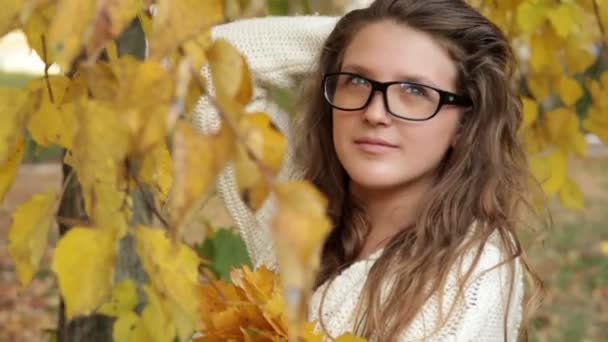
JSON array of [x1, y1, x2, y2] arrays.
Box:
[[1, 0, 607, 341], [0, 0, 333, 341], [469, 0, 608, 209]]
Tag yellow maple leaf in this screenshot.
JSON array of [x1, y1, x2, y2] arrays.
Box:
[[52, 226, 117, 319], [0, 135, 25, 204], [133, 226, 200, 338], [559, 177, 584, 210], [150, 0, 223, 59], [8, 189, 58, 286], [98, 279, 138, 317]]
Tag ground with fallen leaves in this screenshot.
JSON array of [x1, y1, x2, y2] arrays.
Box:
[[1, 156, 607, 341]]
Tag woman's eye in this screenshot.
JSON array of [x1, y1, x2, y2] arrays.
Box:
[[401, 84, 427, 96], [348, 76, 368, 86]]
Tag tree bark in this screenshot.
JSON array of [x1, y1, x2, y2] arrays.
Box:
[[56, 18, 149, 342]]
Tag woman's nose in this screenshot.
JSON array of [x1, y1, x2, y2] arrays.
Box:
[[362, 91, 391, 125]]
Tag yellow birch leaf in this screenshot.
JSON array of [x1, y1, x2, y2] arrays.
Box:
[[98, 279, 138, 317], [334, 333, 367, 342], [547, 3, 580, 38], [602, 71, 608, 89], [170, 121, 234, 230], [516, 2, 548, 34], [207, 38, 253, 107], [139, 143, 173, 204], [47, 0, 98, 69], [150, 0, 223, 59], [0, 135, 25, 204], [140, 285, 177, 342], [557, 75, 583, 106], [600, 241, 608, 256], [8, 189, 58, 286], [26, 76, 77, 149], [559, 177, 584, 210], [22, 1, 56, 65], [529, 150, 567, 196], [527, 74, 552, 101], [564, 38, 595, 74], [182, 29, 212, 73], [521, 97, 538, 129], [113, 311, 151, 342], [582, 107, 608, 143], [52, 227, 117, 319], [545, 107, 587, 156], [235, 113, 287, 210], [0, 88, 35, 164], [133, 226, 200, 337], [0, 0, 22, 37], [272, 181, 331, 340], [586, 79, 608, 110]]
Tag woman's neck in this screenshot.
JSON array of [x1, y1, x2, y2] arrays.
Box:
[[350, 175, 435, 257]]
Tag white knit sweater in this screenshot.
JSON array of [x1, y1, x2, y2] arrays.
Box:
[[192, 16, 524, 342]]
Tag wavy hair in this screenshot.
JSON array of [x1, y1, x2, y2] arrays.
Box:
[[293, 0, 544, 340]]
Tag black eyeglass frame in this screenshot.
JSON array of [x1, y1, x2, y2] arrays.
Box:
[[323, 72, 473, 121]]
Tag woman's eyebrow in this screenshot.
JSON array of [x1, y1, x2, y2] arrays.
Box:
[[341, 64, 441, 88]]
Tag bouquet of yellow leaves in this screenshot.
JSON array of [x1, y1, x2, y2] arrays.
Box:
[[195, 266, 366, 342]]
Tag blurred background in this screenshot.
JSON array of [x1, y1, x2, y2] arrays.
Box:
[[0, 0, 606, 341]]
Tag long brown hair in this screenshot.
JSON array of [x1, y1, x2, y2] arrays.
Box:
[[293, 0, 544, 340]]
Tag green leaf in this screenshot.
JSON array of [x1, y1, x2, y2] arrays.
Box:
[[196, 228, 252, 280]]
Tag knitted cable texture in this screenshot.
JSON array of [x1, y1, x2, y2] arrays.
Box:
[[191, 16, 523, 341]]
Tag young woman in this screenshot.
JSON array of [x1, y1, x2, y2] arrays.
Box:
[[193, 0, 543, 340]]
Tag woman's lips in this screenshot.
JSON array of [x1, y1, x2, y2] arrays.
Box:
[[353, 137, 399, 153]]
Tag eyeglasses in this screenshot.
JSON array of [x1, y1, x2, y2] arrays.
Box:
[[323, 72, 472, 121]]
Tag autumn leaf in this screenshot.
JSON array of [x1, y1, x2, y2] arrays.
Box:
[[197, 228, 252, 281], [113, 311, 150, 342], [150, 0, 223, 59], [139, 285, 178, 342], [139, 142, 173, 205], [529, 150, 567, 196], [98, 279, 138, 317], [557, 75, 583, 106], [8, 190, 58, 286], [547, 3, 581, 39], [169, 121, 235, 232], [52, 227, 117, 319], [0, 135, 25, 205], [559, 177, 584, 210], [207, 38, 253, 107], [0, 87, 38, 165], [133, 226, 201, 339], [47, 0, 98, 69], [235, 112, 287, 210], [516, 2, 548, 34], [22, 1, 56, 65], [0, 0, 23, 37], [26, 75, 76, 149], [521, 97, 538, 130], [272, 181, 331, 340]]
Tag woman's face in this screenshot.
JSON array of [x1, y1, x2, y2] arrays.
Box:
[[332, 20, 464, 191]]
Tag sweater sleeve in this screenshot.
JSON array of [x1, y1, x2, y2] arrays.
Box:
[[191, 16, 338, 270], [400, 242, 524, 342]]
